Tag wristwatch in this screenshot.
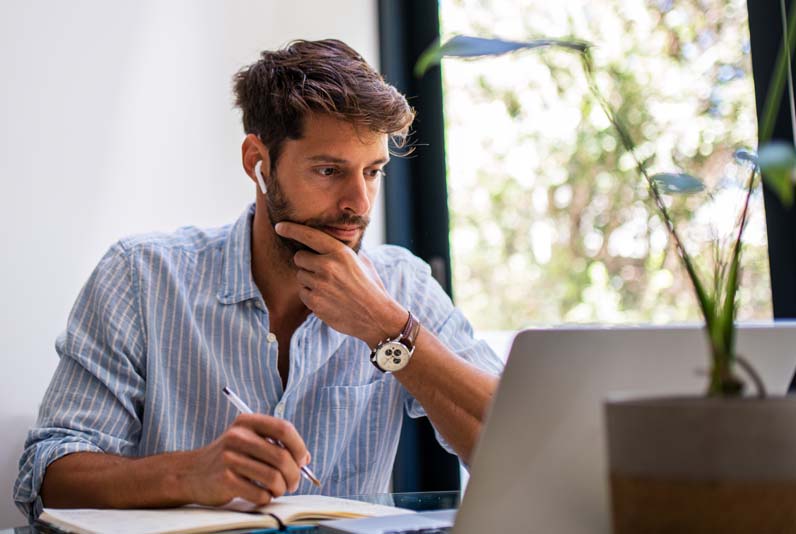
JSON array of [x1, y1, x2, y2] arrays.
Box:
[[370, 311, 421, 373]]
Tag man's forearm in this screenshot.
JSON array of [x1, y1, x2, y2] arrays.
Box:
[[40, 414, 310, 510], [393, 327, 500, 464], [40, 451, 197, 509]]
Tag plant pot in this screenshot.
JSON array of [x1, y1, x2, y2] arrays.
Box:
[[605, 396, 796, 533]]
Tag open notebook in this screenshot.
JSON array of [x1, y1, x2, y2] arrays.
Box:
[[37, 495, 410, 534]]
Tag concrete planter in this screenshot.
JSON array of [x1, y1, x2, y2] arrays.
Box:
[[605, 396, 796, 533]]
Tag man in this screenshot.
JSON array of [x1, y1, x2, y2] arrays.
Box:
[[14, 39, 502, 521]]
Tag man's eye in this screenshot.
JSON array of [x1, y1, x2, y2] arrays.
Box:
[[318, 167, 338, 177], [368, 169, 386, 179]]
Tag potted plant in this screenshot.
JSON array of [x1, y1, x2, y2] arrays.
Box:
[[416, 13, 796, 532]]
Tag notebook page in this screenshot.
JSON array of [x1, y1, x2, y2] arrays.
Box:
[[39, 507, 276, 534], [262, 494, 412, 523]]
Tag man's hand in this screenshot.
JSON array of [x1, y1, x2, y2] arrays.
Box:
[[39, 414, 312, 510], [274, 221, 406, 346], [183, 414, 310, 507]]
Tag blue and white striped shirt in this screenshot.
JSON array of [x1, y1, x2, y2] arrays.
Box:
[[14, 204, 502, 521]]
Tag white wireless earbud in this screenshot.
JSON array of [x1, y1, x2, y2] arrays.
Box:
[[254, 160, 267, 195]]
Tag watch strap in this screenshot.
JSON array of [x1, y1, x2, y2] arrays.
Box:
[[398, 311, 421, 351]]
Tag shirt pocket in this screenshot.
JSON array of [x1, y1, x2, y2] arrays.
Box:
[[317, 378, 401, 489]]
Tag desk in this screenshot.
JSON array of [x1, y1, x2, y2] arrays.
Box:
[[2, 491, 461, 533]]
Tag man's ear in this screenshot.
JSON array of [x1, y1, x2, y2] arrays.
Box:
[[241, 134, 271, 187]]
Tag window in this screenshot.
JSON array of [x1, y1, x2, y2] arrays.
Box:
[[438, 0, 772, 358]]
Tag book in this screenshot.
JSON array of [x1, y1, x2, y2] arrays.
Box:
[[37, 495, 412, 534]]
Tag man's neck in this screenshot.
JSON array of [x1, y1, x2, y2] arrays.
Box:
[[250, 207, 307, 322]]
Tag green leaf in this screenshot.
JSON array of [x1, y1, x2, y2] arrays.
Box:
[[718, 242, 741, 358], [733, 148, 758, 167], [759, 141, 796, 206], [414, 35, 591, 78], [693, 272, 716, 332], [640, 154, 656, 170], [650, 173, 705, 194], [717, 165, 757, 367]]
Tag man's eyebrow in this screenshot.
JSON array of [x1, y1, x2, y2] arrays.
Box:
[[306, 155, 390, 166]]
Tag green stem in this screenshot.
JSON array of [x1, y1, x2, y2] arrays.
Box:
[[579, 52, 715, 329]]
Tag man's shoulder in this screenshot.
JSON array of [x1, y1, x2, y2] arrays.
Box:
[[115, 222, 232, 258]]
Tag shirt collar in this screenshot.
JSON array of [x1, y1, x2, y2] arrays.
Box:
[[215, 203, 358, 364], [217, 203, 261, 305]]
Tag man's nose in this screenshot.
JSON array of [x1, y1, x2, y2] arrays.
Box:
[[339, 174, 371, 215]]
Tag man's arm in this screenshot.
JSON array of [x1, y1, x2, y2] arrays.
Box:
[[19, 243, 310, 515], [390, 323, 499, 464], [352, 294, 499, 464], [275, 222, 500, 464], [40, 414, 310, 509]]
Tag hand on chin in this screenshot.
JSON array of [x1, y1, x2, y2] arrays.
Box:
[[274, 221, 400, 344]]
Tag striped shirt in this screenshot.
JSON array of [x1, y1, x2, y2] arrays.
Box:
[[14, 203, 503, 521]]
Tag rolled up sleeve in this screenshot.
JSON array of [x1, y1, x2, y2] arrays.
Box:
[[14, 243, 146, 522], [400, 259, 504, 456]]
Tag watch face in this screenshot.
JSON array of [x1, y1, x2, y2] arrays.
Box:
[[376, 341, 411, 372]]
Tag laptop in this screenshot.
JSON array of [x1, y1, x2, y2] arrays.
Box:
[[321, 323, 796, 534]]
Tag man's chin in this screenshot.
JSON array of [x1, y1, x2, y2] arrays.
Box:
[[335, 235, 364, 253], [275, 235, 314, 256], [349, 230, 367, 252], [275, 232, 364, 256]]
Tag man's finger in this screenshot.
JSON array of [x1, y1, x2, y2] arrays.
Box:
[[293, 250, 323, 272], [295, 269, 315, 289], [255, 417, 309, 465], [226, 450, 290, 498], [228, 471, 274, 507], [224, 424, 294, 470], [235, 414, 310, 465], [275, 222, 343, 254]]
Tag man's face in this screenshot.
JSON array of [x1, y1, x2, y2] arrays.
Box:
[[263, 113, 389, 256]]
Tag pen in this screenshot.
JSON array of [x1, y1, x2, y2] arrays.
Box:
[[222, 386, 321, 488]]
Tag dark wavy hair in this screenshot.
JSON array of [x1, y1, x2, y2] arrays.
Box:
[[233, 39, 415, 170]]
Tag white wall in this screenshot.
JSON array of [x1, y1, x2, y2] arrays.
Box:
[[0, 0, 381, 527]]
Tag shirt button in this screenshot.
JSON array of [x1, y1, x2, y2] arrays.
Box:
[[275, 404, 285, 416], [267, 332, 277, 343]]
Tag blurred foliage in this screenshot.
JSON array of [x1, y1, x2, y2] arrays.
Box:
[[439, 0, 772, 330]]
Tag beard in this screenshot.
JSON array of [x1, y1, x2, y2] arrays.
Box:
[[264, 171, 370, 260]]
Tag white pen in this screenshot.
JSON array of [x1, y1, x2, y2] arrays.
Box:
[[222, 386, 321, 487]]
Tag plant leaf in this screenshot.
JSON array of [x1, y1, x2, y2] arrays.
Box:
[[758, 141, 796, 206], [414, 35, 590, 78], [640, 154, 656, 169], [733, 148, 759, 167], [719, 243, 741, 356], [718, 165, 757, 365], [650, 173, 705, 194]]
